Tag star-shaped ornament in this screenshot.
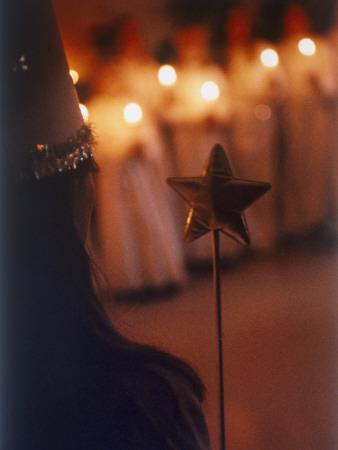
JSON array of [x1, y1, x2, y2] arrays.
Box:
[[167, 144, 271, 245]]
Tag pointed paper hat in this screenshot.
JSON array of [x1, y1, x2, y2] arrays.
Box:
[[2, 0, 96, 180]]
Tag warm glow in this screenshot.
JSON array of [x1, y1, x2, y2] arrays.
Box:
[[298, 38, 316, 55], [200, 81, 219, 101], [158, 64, 177, 85], [79, 104, 89, 122], [124, 103, 142, 124], [260, 49, 279, 67], [70, 69, 79, 84], [254, 104, 272, 121]]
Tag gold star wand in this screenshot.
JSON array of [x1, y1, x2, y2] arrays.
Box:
[[167, 144, 271, 450]]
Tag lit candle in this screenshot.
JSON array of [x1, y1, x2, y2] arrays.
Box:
[[260, 49, 279, 67], [124, 102, 143, 124], [158, 64, 177, 86], [298, 38, 316, 56], [69, 69, 79, 84], [200, 81, 219, 101]]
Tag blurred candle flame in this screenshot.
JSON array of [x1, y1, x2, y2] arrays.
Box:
[[298, 38, 316, 56], [79, 104, 89, 122], [70, 69, 79, 84], [200, 81, 219, 101], [158, 64, 177, 85], [124, 102, 143, 124], [260, 49, 279, 67]]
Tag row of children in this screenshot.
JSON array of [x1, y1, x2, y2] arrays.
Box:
[[71, 3, 337, 296]]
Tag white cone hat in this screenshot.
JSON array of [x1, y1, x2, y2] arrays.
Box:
[[2, 0, 95, 180]]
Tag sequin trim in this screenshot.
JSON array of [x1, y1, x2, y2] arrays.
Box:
[[20, 124, 96, 180]]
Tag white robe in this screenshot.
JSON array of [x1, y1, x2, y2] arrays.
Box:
[[225, 41, 285, 252], [278, 33, 337, 236], [88, 92, 187, 293]]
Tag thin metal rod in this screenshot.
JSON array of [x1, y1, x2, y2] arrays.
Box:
[[212, 230, 226, 450]]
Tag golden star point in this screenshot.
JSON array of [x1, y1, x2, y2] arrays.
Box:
[[167, 144, 271, 245]]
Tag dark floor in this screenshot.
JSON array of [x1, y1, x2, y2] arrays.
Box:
[[109, 246, 338, 450]]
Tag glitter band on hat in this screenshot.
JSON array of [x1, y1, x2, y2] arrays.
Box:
[[19, 124, 97, 181]]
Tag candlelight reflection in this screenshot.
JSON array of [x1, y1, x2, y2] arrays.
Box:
[[254, 104, 272, 121], [79, 103, 89, 122], [69, 69, 79, 84]]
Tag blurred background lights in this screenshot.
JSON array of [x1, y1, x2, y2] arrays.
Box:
[[158, 64, 177, 85], [69, 69, 79, 84], [260, 49, 279, 67], [200, 81, 219, 101], [254, 104, 272, 121], [79, 104, 89, 122], [124, 102, 143, 124], [298, 38, 316, 55]]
